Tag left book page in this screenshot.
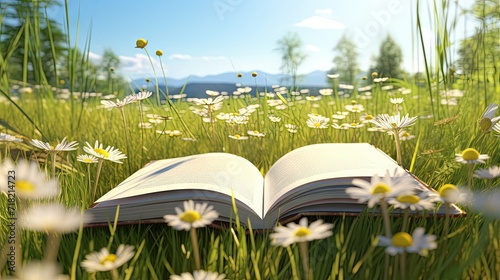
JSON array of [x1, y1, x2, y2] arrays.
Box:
[[86, 153, 264, 226]]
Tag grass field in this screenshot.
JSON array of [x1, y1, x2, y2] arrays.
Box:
[[1, 1, 500, 279]]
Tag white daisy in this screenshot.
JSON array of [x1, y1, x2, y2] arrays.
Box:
[[428, 184, 468, 204], [268, 115, 281, 123], [270, 217, 333, 247], [387, 191, 436, 211], [306, 116, 329, 129], [360, 114, 375, 124], [156, 130, 183, 137], [474, 166, 500, 179], [4, 261, 69, 280], [345, 104, 365, 113], [390, 98, 404, 104], [0, 159, 59, 199], [318, 88, 333, 96], [247, 130, 265, 137], [18, 203, 86, 233], [0, 133, 23, 143], [479, 103, 500, 132], [80, 244, 135, 272], [285, 124, 298, 133], [228, 134, 248, 140], [164, 200, 219, 231], [327, 73, 339, 79], [191, 96, 224, 107], [398, 130, 415, 141], [378, 227, 437, 256], [77, 154, 99, 164], [469, 189, 500, 219], [493, 122, 500, 136], [370, 113, 418, 132], [455, 148, 489, 164], [131, 90, 153, 101], [83, 140, 127, 164], [346, 170, 415, 208], [100, 96, 136, 109], [170, 270, 227, 280], [30, 137, 78, 152], [306, 96, 321, 101]]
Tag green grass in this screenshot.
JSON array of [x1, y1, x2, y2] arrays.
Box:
[[1, 0, 500, 279]]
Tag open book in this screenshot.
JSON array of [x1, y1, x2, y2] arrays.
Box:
[[85, 143, 463, 229]]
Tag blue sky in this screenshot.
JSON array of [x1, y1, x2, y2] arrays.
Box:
[[54, 0, 476, 80]]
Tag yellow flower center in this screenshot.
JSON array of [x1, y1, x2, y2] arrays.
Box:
[[100, 254, 117, 264], [351, 100, 357, 105], [180, 210, 201, 223], [439, 184, 458, 198], [253, 130, 259, 134], [371, 183, 391, 194], [391, 122, 398, 127], [391, 232, 413, 247], [352, 105, 358, 111], [94, 148, 109, 158], [17, 180, 35, 193], [365, 115, 373, 120], [461, 148, 480, 161], [350, 123, 357, 127], [234, 134, 241, 139], [83, 158, 94, 163], [402, 131, 411, 137], [294, 227, 311, 237], [479, 118, 492, 131], [396, 195, 420, 204], [313, 123, 321, 127], [156, 50, 163, 56]]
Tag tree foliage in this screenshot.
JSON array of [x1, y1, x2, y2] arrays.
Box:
[[373, 35, 406, 80], [275, 32, 307, 88], [330, 34, 359, 86]]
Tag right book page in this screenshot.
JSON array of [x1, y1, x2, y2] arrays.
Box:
[[262, 143, 460, 221]]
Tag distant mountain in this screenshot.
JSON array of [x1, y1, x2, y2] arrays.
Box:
[[133, 70, 330, 88]]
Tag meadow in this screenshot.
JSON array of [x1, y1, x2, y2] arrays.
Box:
[[1, 1, 500, 279]]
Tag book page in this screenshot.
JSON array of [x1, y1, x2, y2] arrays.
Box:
[[95, 153, 264, 218], [263, 143, 405, 215]]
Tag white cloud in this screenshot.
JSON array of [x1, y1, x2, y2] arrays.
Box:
[[315, 8, 333, 15], [295, 16, 345, 30], [88, 52, 102, 62], [305, 44, 321, 52], [118, 54, 163, 78], [169, 54, 193, 60]]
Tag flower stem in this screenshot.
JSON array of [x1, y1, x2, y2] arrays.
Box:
[[111, 268, 119, 280], [402, 208, 409, 232], [467, 164, 474, 190], [92, 159, 104, 203], [442, 202, 451, 254], [190, 227, 201, 270], [143, 47, 160, 105], [299, 241, 311, 280], [380, 199, 392, 238], [51, 152, 57, 178], [400, 252, 406, 279], [119, 107, 132, 174], [44, 233, 61, 262], [394, 130, 403, 166]]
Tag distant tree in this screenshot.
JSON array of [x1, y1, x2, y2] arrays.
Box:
[[275, 32, 307, 88], [456, 0, 499, 85], [329, 34, 359, 86], [0, 0, 67, 86], [98, 48, 122, 93], [374, 35, 406, 80]]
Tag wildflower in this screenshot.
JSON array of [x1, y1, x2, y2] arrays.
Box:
[[170, 270, 227, 280], [332, 111, 349, 120], [83, 140, 127, 164], [205, 90, 220, 97], [164, 200, 219, 231], [377, 227, 437, 256], [191, 96, 224, 107], [135, 38, 148, 48], [81, 244, 135, 272], [18, 203, 84, 234], [156, 50, 163, 56], [270, 217, 333, 247], [100, 96, 136, 109], [493, 122, 500, 136], [479, 103, 500, 133], [252, 72, 257, 77], [429, 184, 467, 204], [247, 130, 265, 137], [237, 73, 242, 78], [360, 114, 374, 124], [346, 171, 415, 208], [131, 91, 153, 101], [30, 137, 78, 152], [5, 261, 69, 280], [345, 104, 365, 113], [327, 73, 340, 79], [319, 88, 333, 96], [229, 134, 249, 140], [398, 130, 415, 141], [156, 130, 182, 137], [306, 116, 329, 129], [109, 67, 115, 72], [388, 192, 436, 211], [0, 132, 23, 143], [469, 189, 500, 219], [0, 159, 59, 199], [285, 124, 298, 133], [77, 154, 99, 164], [306, 96, 320, 101], [390, 98, 404, 105], [371, 113, 418, 132], [455, 148, 489, 164], [268, 115, 281, 123], [332, 123, 349, 130], [474, 166, 500, 179]]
